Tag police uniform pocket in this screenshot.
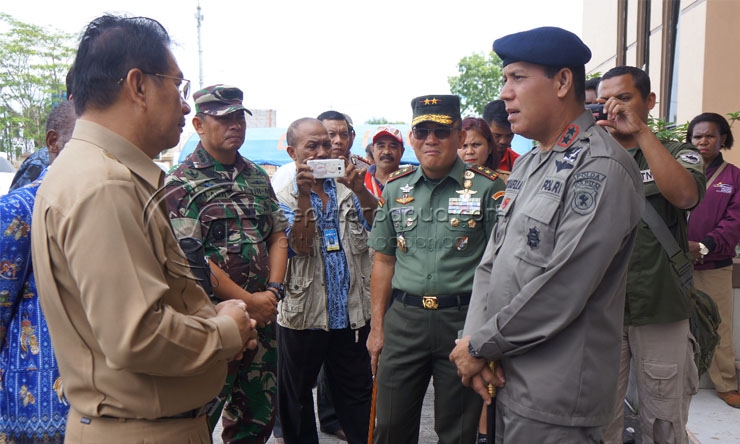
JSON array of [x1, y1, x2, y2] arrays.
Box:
[[643, 361, 679, 398], [514, 197, 560, 268], [391, 206, 417, 233]]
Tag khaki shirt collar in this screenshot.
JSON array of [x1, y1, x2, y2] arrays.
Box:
[[73, 119, 164, 188]]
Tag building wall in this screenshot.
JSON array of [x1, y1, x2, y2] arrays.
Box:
[[583, 0, 740, 165]]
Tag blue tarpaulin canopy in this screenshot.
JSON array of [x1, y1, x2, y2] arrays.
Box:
[[177, 124, 531, 166]]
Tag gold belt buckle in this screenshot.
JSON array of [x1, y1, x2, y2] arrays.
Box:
[[422, 296, 439, 310]]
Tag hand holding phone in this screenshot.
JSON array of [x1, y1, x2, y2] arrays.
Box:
[[307, 159, 345, 179]]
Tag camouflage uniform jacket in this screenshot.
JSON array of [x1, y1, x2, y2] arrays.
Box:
[[164, 144, 288, 292]]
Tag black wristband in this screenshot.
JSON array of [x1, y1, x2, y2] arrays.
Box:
[[266, 282, 285, 300]]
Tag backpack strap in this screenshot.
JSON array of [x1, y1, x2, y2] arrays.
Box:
[[641, 201, 693, 291]]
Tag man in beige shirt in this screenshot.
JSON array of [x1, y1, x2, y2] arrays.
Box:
[[31, 15, 256, 443]]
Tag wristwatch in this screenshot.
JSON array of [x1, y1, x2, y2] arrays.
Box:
[[266, 282, 285, 300], [698, 242, 709, 258], [468, 343, 482, 359]]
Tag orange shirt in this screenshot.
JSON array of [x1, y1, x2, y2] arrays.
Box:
[[498, 148, 520, 172]]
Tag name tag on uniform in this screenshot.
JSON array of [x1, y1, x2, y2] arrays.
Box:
[[448, 197, 481, 215], [323, 228, 340, 252], [641, 169, 654, 183]]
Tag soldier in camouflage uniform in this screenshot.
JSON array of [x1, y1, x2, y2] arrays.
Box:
[[165, 84, 288, 444]]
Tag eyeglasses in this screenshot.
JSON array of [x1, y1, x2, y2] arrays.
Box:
[[141, 71, 191, 101], [412, 126, 460, 140]]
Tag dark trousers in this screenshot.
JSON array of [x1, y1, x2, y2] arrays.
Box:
[[317, 365, 342, 433], [373, 300, 481, 444], [277, 324, 372, 444], [272, 361, 341, 439]]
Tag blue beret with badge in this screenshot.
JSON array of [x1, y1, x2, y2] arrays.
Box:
[[493, 26, 591, 68]]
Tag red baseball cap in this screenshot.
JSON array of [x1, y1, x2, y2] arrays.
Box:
[[372, 126, 403, 144]]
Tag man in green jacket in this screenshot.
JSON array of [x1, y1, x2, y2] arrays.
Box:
[[599, 66, 705, 444]]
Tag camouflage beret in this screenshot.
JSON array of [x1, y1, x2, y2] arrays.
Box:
[[193, 84, 253, 117]]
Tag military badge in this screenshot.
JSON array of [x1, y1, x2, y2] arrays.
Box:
[[397, 234, 407, 252], [527, 227, 540, 249], [572, 190, 596, 215], [679, 152, 701, 165], [396, 183, 415, 204], [456, 237, 469, 251], [501, 197, 511, 210], [556, 123, 580, 147]]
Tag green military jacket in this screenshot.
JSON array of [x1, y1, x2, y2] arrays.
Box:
[[369, 157, 505, 295], [625, 140, 706, 325]]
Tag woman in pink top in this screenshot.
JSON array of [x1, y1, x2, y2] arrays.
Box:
[[687, 112, 740, 408]]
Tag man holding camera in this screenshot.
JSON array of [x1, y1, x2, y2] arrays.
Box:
[[165, 84, 288, 444], [598, 66, 704, 444], [274, 117, 376, 444]]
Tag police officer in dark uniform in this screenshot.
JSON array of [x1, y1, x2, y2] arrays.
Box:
[[367, 95, 505, 444]]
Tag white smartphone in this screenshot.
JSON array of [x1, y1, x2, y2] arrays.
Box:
[[307, 159, 345, 179]]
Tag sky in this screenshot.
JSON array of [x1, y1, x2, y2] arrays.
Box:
[[4, 0, 583, 128]]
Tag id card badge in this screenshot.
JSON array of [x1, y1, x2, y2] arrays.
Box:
[[323, 228, 340, 252]]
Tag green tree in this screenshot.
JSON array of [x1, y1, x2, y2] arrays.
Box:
[[365, 117, 405, 125], [448, 52, 504, 117], [0, 13, 74, 162]]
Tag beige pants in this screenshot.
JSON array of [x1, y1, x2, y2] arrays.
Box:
[[603, 320, 698, 444], [694, 266, 739, 393], [66, 409, 211, 444]]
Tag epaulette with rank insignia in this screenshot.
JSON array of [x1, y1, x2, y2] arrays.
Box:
[[469, 164, 499, 181], [387, 165, 416, 183]]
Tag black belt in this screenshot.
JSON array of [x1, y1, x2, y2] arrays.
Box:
[[392, 290, 470, 310], [162, 397, 220, 420]]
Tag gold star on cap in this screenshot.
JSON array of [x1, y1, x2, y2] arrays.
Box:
[[430, 98, 439, 104], [424, 98, 431, 105]]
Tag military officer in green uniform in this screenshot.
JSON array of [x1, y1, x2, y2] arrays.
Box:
[[164, 84, 288, 444], [367, 94, 505, 444]]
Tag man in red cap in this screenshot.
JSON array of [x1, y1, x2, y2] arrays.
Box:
[[364, 125, 405, 198]]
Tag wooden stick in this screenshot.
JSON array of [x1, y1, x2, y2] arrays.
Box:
[[368, 377, 378, 444]]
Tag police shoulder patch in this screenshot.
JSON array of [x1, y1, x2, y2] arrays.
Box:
[[387, 166, 416, 182], [469, 164, 499, 181], [679, 152, 701, 165]]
